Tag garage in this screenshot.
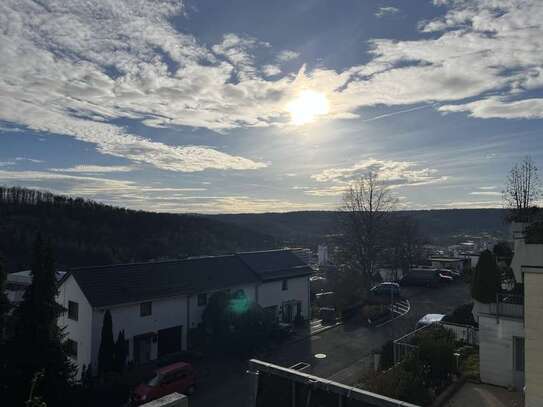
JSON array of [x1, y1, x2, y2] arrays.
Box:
[[157, 325, 183, 358]]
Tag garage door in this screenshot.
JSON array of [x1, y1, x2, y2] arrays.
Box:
[[157, 325, 182, 358]]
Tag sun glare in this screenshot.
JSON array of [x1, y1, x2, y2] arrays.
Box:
[[287, 90, 330, 125]]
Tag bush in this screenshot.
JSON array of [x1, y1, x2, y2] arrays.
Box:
[[471, 250, 499, 304], [443, 303, 476, 326], [379, 340, 394, 371]]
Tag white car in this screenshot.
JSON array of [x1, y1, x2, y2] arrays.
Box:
[[416, 313, 445, 329]]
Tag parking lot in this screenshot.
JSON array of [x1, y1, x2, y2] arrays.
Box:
[[190, 281, 471, 407]]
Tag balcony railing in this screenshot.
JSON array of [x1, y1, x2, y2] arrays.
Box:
[[479, 293, 524, 320]]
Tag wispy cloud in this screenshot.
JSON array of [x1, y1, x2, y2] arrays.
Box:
[[375, 6, 399, 18], [50, 165, 134, 173]]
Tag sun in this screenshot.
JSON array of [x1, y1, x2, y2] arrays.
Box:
[[287, 90, 330, 125]]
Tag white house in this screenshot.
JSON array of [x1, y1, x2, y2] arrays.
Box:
[[475, 221, 543, 406], [56, 250, 312, 378]]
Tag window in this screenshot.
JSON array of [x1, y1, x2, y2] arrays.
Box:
[[68, 301, 79, 321], [140, 301, 152, 317], [197, 293, 207, 306], [281, 279, 288, 291], [513, 336, 525, 372], [65, 339, 78, 359]]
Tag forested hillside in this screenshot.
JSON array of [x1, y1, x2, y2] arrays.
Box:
[[210, 209, 509, 246], [0, 187, 277, 272]]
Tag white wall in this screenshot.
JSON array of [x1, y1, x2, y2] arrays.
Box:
[[90, 294, 189, 371], [56, 275, 93, 379], [524, 271, 543, 407], [257, 276, 310, 320], [187, 284, 256, 331], [479, 314, 524, 387]]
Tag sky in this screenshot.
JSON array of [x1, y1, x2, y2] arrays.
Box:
[[1, 0, 542, 213]]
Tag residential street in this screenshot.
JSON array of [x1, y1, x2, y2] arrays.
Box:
[[190, 282, 471, 407]]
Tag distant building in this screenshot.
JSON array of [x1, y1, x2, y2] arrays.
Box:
[[6, 269, 66, 306], [430, 257, 470, 273], [317, 244, 328, 266], [56, 250, 312, 378]]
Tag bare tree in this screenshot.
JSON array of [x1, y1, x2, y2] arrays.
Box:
[[386, 215, 425, 281], [503, 156, 541, 221], [339, 171, 397, 283]]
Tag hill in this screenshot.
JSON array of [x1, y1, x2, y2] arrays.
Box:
[[0, 187, 277, 272], [209, 209, 510, 247]]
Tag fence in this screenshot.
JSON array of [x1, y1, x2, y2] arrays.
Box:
[[393, 321, 478, 364]]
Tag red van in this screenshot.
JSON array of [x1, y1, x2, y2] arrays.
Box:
[[132, 362, 195, 405]]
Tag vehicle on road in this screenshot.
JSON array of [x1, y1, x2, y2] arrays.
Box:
[[400, 268, 441, 287], [416, 313, 446, 329], [438, 270, 454, 283], [370, 282, 400, 297], [438, 268, 461, 279], [132, 362, 195, 405]]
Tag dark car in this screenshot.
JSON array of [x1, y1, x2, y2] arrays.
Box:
[[370, 282, 401, 297], [438, 270, 454, 283], [400, 268, 441, 287], [132, 362, 195, 405]]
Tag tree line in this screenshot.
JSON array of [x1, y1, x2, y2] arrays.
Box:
[[0, 186, 277, 272]]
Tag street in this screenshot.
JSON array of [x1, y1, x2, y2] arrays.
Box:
[[190, 281, 471, 407]]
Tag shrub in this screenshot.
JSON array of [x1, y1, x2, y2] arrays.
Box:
[[443, 303, 476, 326], [471, 250, 499, 304]]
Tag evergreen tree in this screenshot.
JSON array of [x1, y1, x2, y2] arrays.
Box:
[[2, 235, 75, 406], [472, 249, 499, 303], [98, 310, 115, 375], [113, 330, 128, 373]]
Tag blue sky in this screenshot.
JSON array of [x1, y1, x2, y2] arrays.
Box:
[[1, 0, 542, 213]]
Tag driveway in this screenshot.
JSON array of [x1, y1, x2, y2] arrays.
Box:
[[189, 282, 471, 407], [445, 382, 523, 407]]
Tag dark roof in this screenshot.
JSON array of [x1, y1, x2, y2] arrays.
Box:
[[69, 255, 259, 308], [238, 250, 313, 281], [67, 250, 312, 308]]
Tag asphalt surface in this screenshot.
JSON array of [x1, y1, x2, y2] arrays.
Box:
[[189, 281, 471, 407]]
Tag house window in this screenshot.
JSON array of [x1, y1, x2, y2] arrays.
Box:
[[68, 301, 79, 321], [281, 279, 288, 291], [140, 301, 152, 317], [65, 339, 78, 359], [197, 293, 207, 307]]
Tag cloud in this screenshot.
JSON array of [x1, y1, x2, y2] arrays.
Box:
[[311, 158, 446, 186], [469, 191, 501, 196], [0, 161, 15, 167], [15, 157, 44, 163], [478, 186, 497, 190], [262, 64, 282, 77], [375, 6, 399, 18], [277, 50, 299, 62], [437, 200, 502, 209], [1, 0, 542, 178], [50, 165, 134, 173], [440, 97, 543, 119], [305, 158, 447, 197]]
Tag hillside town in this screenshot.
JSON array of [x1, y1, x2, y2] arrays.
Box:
[[2, 1, 543, 407]]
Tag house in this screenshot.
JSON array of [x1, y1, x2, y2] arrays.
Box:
[[56, 250, 312, 378], [6, 269, 66, 306], [475, 222, 543, 406]]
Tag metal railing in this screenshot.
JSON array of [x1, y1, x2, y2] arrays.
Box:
[[393, 322, 479, 365]]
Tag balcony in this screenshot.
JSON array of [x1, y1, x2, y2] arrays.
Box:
[[478, 293, 524, 320]]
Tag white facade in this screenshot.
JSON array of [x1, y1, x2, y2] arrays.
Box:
[[478, 313, 524, 388], [186, 283, 256, 330], [57, 275, 96, 378], [257, 276, 310, 322], [57, 266, 310, 378]]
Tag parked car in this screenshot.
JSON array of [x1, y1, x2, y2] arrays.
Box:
[[400, 268, 441, 287], [370, 282, 400, 297], [132, 362, 195, 405], [438, 270, 454, 283], [416, 313, 445, 329], [438, 268, 461, 279]]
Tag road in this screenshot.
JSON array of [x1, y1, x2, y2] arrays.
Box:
[[190, 281, 470, 407]]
